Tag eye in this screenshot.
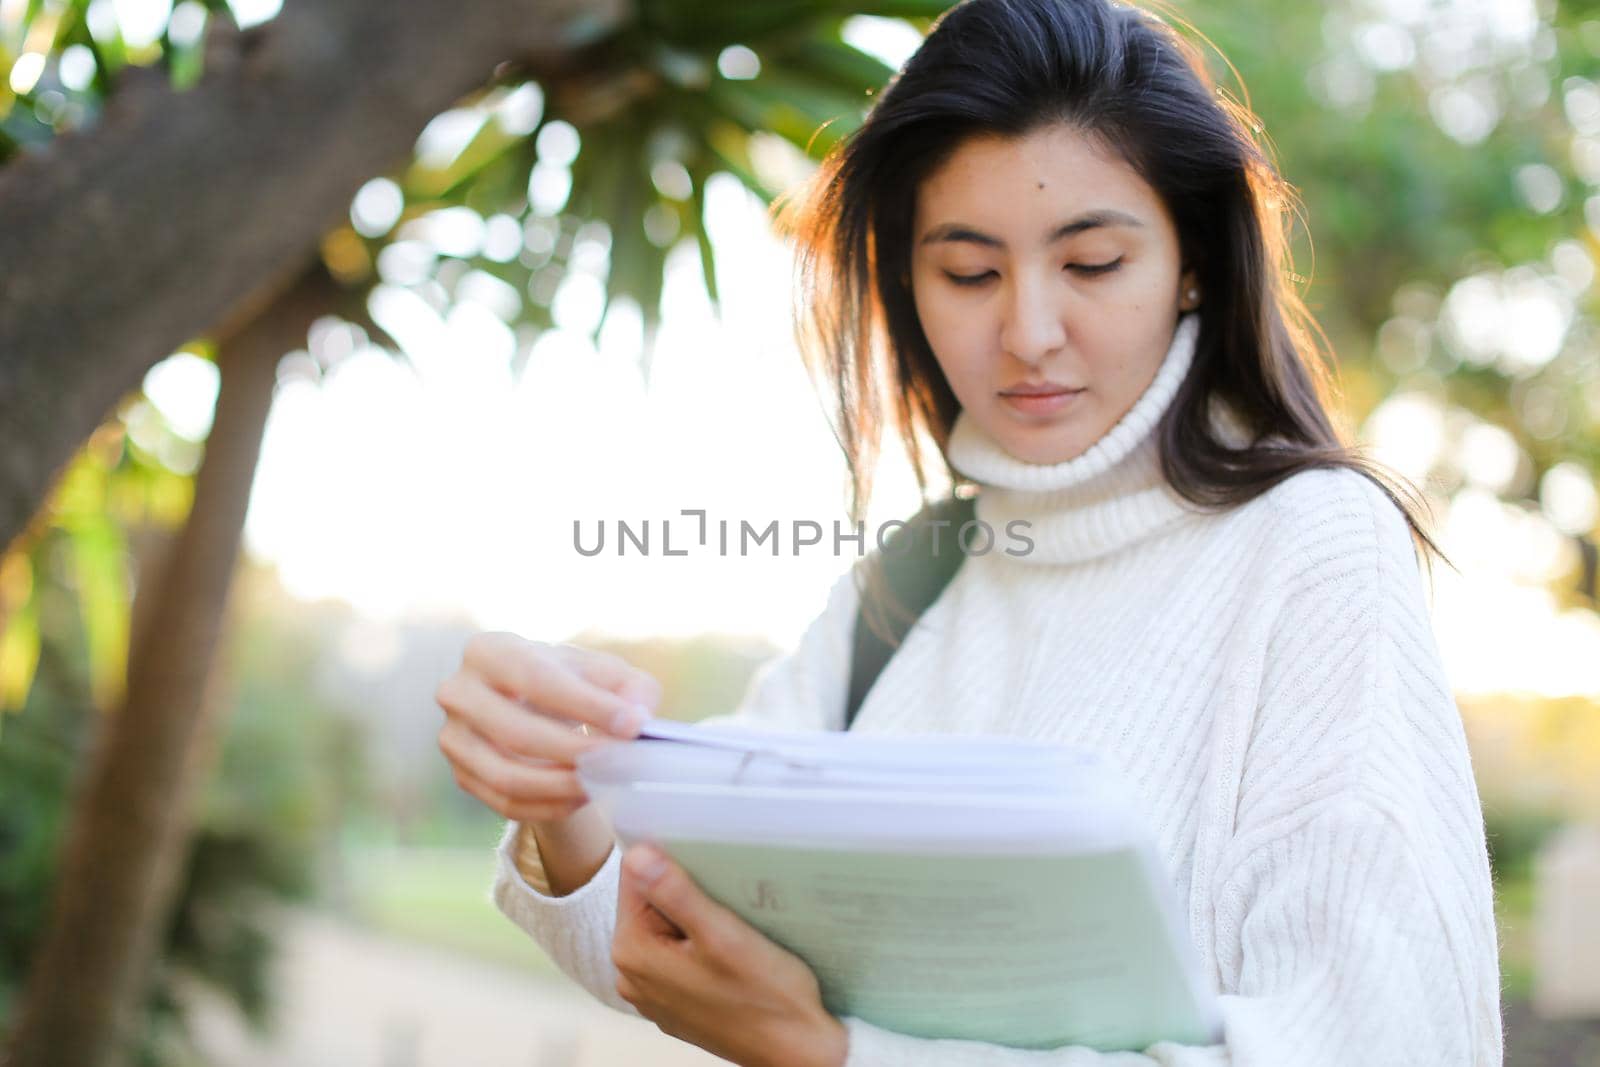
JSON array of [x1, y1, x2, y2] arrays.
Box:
[[1067, 257, 1124, 276], [943, 270, 996, 287]]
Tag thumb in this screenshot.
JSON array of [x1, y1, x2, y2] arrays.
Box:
[[617, 845, 683, 940], [623, 843, 734, 945]]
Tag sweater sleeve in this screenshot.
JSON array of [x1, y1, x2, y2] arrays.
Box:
[[837, 473, 1503, 1067], [488, 563, 862, 1013]]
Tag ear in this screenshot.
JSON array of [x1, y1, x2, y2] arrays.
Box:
[[1178, 268, 1201, 312]]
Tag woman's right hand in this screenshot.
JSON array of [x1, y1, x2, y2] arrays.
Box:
[[434, 633, 661, 827]]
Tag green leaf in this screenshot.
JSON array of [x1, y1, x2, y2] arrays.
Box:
[[770, 37, 896, 98], [66, 513, 129, 712], [403, 112, 503, 199], [840, 1, 955, 17], [687, 159, 720, 308], [700, 116, 785, 204], [461, 134, 539, 216], [0, 558, 39, 715], [0, 101, 55, 150], [21, 0, 47, 39], [640, 0, 833, 48], [85, 0, 126, 71], [603, 125, 655, 323], [167, 40, 204, 90], [705, 75, 863, 160]]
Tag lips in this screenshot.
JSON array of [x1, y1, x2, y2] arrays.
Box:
[[1000, 388, 1084, 416], [1000, 382, 1083, 397]]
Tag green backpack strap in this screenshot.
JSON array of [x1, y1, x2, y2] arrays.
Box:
[[844, 494, 977, 731]]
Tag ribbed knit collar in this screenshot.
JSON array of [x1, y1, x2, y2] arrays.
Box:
[[946, 312, 1205, 565]]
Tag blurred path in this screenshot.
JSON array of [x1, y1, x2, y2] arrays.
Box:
[[179, 907, 1600, 1066], [189, 909, 730, 1067], [1502, 998, 1600, 1067]]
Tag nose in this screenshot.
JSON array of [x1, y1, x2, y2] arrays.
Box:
[[998, 273, 1068, 365]]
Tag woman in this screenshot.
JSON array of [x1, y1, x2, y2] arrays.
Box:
[[433, 0, 1504, 1063]]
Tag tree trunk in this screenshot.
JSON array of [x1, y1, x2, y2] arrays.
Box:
[[0, 0, 625, 554], [3, 267, 343, 1067]]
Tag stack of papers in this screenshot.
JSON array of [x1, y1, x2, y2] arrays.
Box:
[[576, 719, 1222, 1052]]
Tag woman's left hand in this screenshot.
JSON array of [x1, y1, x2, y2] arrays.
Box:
[[612, 843, 849, 1067]]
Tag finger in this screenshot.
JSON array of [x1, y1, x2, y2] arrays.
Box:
[[449, 765, 587, 823], [556, 645, 665, 713], [623, 843, 741, 956], [438, 720, 590, 805], [617, 852, 686, 943], [438, 673, 608, 763], [612, 874, 683, 991], [463, 633, 648, 737]]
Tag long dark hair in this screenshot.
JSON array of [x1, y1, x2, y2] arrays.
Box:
[[776, 0, 1446, 641]]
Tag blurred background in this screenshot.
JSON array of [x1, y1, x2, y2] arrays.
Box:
[[1, 0, 1598, 1064]]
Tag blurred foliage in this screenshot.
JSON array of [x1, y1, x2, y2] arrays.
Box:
[[1484, 805, 1568, 884], [1459, 690, 1598, 1015], [341, 0, 954, 366], [586, 631, 776, 721], [0, 391, 198, 721], [1184, 0, 1600, 606], [0, 540, 367, 1060], [1463, 693, 1600, 825], [0, 650, 87, 1029], [0, 0, 948, 361]]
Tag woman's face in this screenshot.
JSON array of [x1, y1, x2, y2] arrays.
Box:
[[910, 124, 1200, 465]]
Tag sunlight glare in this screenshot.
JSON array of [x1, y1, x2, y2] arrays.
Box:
[[143, 352, 220, 443], [841, 15, 924, 71]]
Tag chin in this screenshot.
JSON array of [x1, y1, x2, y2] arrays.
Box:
[[1000, 428, 1090, 465]]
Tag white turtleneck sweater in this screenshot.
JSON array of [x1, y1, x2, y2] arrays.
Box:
[[490, 312, 1504, 1066]]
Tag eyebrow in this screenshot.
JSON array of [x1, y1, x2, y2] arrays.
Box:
[[918, 209, 1146, 248]]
